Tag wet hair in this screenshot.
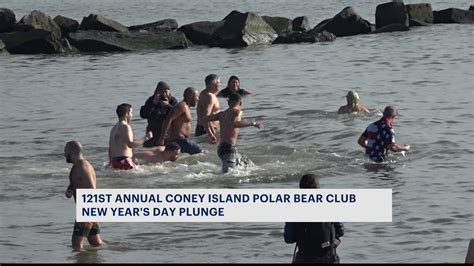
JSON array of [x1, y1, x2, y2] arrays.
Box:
[[65, 140, 82, 155], [205, 74, 219, 88], [383, 106, 397, 118], [346, 90, 361, 110], [116, 103, 132, 118], [155, 81, 170, 94], [165, 142, 180, 151], [299, 174, 320, 189], [228, 93, 241, 104], [227, 75, 240, 86]]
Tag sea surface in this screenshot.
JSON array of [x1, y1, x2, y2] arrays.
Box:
[[0, 0, 473, 263]]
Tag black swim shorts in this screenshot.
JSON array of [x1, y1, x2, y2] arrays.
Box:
[[73, 221, 100, 237]]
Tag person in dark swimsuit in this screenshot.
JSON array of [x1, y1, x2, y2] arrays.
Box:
[[217, 75, 251, 98]]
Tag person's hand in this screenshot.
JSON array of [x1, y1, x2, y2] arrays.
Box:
[[404, 144, 410, 151], [65, 188, 73, 198], [145, 131, 153, 140], [209, 135, 217, 144], [157, 138, 165, 146], [254, 121, 264, 129], [153, 94, 161, 104]]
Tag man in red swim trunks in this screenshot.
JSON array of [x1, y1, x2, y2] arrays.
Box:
[[109, 103, 151, 170]]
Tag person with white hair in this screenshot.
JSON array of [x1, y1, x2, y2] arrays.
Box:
[[337, 90, 370, 114]]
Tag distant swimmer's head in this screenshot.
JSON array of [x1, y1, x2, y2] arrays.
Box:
[[299, 174, 320, 189], [227, 75, 240, 92], [228, 93, 242, 107], [346, 90, 361, 109], [64, 141, 82, 163], [165, 142, 181, 161], [184, 87, 199, 107], [116, 103, 132, 121], [383, 105, 397, 119], [205, 74, 220, 92]]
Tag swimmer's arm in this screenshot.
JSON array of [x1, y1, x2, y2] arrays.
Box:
[[158, 104, 183, 146], [204, 96, 219, 142], [204, 112, 220, 142], [388, 143, 410, 152], [125, 124, 145, 148], [241, 89, 252, 95], [337, 106, 345, 114], [357, 135, 368, 149], [234, 120, 263, 129]]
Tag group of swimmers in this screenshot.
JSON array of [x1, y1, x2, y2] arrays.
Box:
[[63, 74, 410, 251], [109, 74, 262, 173]]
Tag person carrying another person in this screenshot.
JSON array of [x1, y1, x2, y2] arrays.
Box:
[[206, 93, 263, 173], [140, 81, 178, 147], [64, 141, 105, 250], [284, 174, 344, 264], [337, 90, 369, 114], [358, 105, 410, 162], [157, 87, 202, 155], [196, 74, 221, 143], [133, 142, 181, 164], [109, 103, 152, 170], [217, 75, 251, 98]]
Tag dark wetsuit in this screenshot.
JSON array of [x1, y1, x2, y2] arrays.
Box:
[[140, 95, 178, 147], [217, 87, 251, 98]]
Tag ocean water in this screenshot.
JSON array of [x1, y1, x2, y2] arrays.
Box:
[[0, 0, 473, 263]]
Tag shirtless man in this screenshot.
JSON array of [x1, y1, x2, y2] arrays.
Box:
[[206, 93, 263, 173], [196, 74, 221, 143], [109, 103, 151, 170], [64, 141, 104, 250], [157, 87, 202, 155], [133, 142, 181, 164]]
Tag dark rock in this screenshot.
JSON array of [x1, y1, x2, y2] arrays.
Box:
[[211, 10, 277, 47], [53, 15, 79, 36], [128, 19, 178, 32], [292, 16, 311, 32], [313, 18, 331, 33], [0, 29, 73, 54], [178, 20, 224, 45], [470, 5, 474, 11], [312, 7, 372, 37], [406, 3, 433, 25], [371, 23, 410, 34], [375, 2, 409, 29], [79, 14, 128, 32], [433, 8, 474, 24], [17, 10, 61, 39], [262, 15, 292, 37], [68, 30, 189, 52], [0, 8, 16, 33], [409, 19, 430, 26], [274, 30, 335, 44]]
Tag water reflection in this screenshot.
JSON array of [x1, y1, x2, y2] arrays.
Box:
[[70, 249, 105, 263]]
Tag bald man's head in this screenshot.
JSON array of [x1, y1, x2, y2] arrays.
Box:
[[64, 141, 82, 163], [184, 87, 199, 107]]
